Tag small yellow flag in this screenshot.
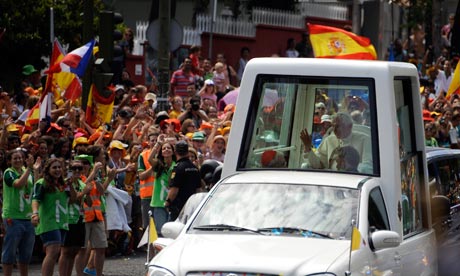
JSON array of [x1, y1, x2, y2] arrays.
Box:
[[149, 217, 158, 244], [351, 226, 361, 251]]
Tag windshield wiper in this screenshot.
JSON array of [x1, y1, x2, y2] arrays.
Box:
[[257, 227, 333, 239], [193, 224, 266, 235]]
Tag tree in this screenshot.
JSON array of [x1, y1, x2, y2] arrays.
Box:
[[246, 0, 298, 11], [0, 0, 104, 93]]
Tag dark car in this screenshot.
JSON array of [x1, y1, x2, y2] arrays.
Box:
[[427, 147, 460, 275]]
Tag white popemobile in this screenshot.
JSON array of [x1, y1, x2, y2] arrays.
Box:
[[149, 58, 445, 276]]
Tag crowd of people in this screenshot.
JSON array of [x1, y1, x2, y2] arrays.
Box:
[[0, 41, 242, 276]]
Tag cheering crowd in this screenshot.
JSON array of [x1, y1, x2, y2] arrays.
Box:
[[0, 44, 237, 276]]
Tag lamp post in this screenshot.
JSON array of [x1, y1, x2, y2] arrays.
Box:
[[208, 0, 217, 60]]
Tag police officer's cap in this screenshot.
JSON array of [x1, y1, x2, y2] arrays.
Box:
[[175, 140, 189, 155]]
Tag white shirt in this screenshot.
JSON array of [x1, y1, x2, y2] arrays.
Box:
[[286, 49, 299, 58], [434, 70, 448, 97], [304, 131, 373, 173]]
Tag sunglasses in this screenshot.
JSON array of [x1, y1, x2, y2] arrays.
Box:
[[71, 166, 83, 171], [15, 147, 28, 152]]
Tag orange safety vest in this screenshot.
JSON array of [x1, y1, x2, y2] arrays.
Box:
[[83, 181, 104, 222], [139, 149, 155, 199]]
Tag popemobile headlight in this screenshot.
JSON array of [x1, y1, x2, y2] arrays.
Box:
[[148, 266, 175, 276]]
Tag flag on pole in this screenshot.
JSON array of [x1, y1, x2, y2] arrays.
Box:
[[85, 84, 115, 128], [351, 226, 361, 251], [308, 24, 377, 60], [47, 39, 95, 77], [137, 217, 159, 248], [24, 103, 40, 129], [39, 92, 53, 123], [446, 62, 460, 99], [26, 39, 65, 129], [149, 217, 158, 243], [61, 77, 82, 101], [43, 39, 66, 100]]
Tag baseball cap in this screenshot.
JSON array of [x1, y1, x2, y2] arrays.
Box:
[[175, 140, 189, 155], [22, 64, 38, 76], [205, 79, 214, 86], [72, 137, 89, 149], [315, 102, 326, 109], [192, 131, 205, 141], [145, 92, 157, 102], [109, 140, 128, 150], [320, 114, 332, 123], [155, 111, 169, 125], [75, 154, 94, 166]]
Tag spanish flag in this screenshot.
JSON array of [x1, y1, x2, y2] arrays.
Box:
[[308, 24, 377, 60], [446, 62, 460, 99], [46, 39, 83, 102], [85, 84, 115, 128]]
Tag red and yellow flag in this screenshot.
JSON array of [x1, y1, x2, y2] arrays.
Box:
[[308, 24, 377, 60], [85, 84, 115, 128]]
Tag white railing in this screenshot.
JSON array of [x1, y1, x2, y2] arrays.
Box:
[[298, 2, 349, 21], [195, 14, 256, 37], [252, 7, 305, 29], [135, 4, 348, 49], [134, 21, 149, 55], [183, 26, 202, 46]]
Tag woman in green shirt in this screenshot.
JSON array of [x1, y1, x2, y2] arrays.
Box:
[[31, 157, 77, 276], [2, 148, 40, 276], [148, 141, 176, 235]]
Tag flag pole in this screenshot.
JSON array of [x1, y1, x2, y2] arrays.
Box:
[[146, 210, 152, 266], [346, 219, 357, 276]]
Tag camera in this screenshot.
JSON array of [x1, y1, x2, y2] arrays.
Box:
[[191, 102, 200, 111], [130, 88, 139, 94], [118, 110, 131, 118], [440, 117, 446, 125]]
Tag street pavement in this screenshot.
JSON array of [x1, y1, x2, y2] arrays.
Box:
[[10, 250, 148, 276]]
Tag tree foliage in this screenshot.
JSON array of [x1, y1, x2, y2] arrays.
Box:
[[246, 0, 298, 11], [0, 0, 104, 92]]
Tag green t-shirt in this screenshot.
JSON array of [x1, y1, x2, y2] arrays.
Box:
[[32, 178, 70, 235], [68, 179, 85, 224], [137, 151, 148, 172], [150, 161, 176, 207], [2, 167, 34, 219], [425, 137, 439, 147]]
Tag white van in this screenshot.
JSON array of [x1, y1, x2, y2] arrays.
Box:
[[149, 58, 445, 275]]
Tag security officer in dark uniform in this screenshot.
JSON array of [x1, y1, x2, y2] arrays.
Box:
[[164, 140, 202, 221]]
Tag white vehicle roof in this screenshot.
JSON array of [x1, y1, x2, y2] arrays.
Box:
[[222, 170, 368, 189]]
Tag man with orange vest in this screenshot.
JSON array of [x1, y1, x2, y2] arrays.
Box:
[[138, 131, 158, 229], [83, 161, 116, 276]]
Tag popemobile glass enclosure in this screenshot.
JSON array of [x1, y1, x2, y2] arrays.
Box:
[[240, 76, 377, 174]]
